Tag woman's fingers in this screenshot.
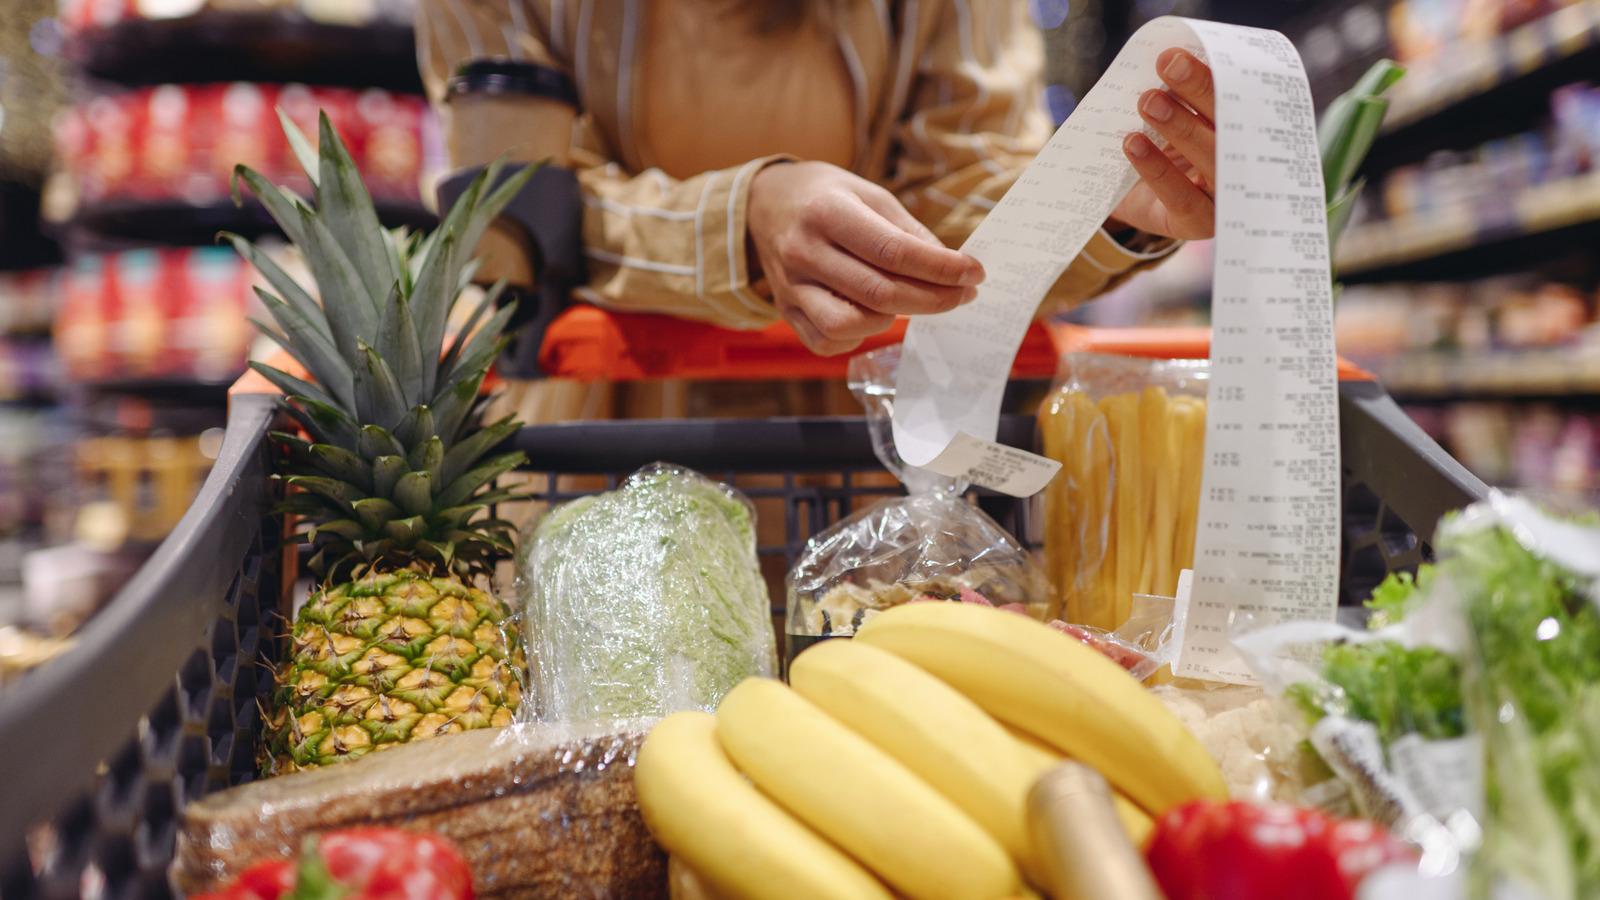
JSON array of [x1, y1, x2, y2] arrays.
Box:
[[781, 285, 896, 356], [820, 194, 984, 288], [809, 246, 977, 316], [1156, 48, 1214, 123], [1138, 88, 1215, 188], [1121, 132, 1215, 239]]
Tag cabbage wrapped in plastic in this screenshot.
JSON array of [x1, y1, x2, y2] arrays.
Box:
[[518, 464, 777, 721]]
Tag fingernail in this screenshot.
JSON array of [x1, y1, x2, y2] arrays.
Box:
[[1141, 91, 1174, 122], [1163, 53, 1192, 82], [1124, 134, 1153, 159], [959, 267, 984, 287], [959, 286, 979, 304]]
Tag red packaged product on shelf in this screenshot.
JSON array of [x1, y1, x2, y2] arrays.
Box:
[[55, 83, 438, 214], [53, 247, 263, 386]]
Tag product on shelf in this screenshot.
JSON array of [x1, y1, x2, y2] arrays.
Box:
[[1335, 277, 1595, 360], [0, 269, 60, 335], [49, 82, 440, 220], [56, 0, 415, 31], [53, 246, 262, 384], [237, 120, 531, 775], [518, 463, 777, 721], [75, 432, 216, 542]]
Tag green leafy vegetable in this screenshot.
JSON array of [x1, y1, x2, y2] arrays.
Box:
[[518, 465, 778, 720], [1443, 519, 1600, 900]]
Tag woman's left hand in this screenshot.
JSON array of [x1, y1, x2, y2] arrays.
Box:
[[1108, 48, 1217, 241]]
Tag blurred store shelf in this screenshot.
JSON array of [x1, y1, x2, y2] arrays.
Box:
[[1384, 1, 1600, 129], [1335, 170, 1600, 279], [1371, 346, 1600, 399], [1364, 1, 1600, 174], [67, 14, 423, 94]]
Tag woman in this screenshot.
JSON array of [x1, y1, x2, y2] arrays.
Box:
[[416, 0, 1217, 356]]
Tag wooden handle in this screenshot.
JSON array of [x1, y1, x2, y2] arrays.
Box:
[[1027, 762, 1165, 900]]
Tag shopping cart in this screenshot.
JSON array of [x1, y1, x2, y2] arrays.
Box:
[[0, 319, 1487, 900]]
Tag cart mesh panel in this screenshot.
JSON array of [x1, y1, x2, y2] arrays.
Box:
[[2, 528, 280, 900]]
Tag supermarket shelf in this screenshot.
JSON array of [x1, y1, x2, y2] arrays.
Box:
[[1368, 347, 1600, 400], [67, 14, 423, 94], [1364, 2, 1600, 174], [1334, 171, 1600, 280], [66, 198, 436, 246]]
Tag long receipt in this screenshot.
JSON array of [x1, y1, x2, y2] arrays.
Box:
[[892, 16, 1341, 684]]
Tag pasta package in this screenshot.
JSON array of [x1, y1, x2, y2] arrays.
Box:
[[1038, 353, 1208, 632]]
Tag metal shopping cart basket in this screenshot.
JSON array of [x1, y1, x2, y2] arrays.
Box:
[[0, 322, 1487, 900]]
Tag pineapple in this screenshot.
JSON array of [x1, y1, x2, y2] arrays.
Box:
[[227, 112, 536, 774]]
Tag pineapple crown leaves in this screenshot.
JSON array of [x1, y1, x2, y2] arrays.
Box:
[[229, 109, 538, 583]]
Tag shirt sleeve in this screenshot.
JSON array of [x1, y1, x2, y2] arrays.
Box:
[[886, 0, 1179, 315], [415, 0, 782, 329]]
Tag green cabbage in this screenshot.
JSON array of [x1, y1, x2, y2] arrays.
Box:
[[518, 465, 777, 721]]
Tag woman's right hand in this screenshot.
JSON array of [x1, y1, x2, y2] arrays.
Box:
[[746, 161, 984, 356]]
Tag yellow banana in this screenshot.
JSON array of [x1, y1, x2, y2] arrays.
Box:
[[635, 710, 894, 900], [1005, 723, 1157, 847], [854, 602, 1227, 814], [789, 639, 1052, 880], [715, 677, 1021, 900]]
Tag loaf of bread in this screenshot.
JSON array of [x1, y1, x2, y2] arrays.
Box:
[[172, 722, 667, 899]]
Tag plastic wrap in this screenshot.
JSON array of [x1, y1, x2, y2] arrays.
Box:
[[1037, 352, 1208, 632], [517, 464, 777, 721], [1236, 493, 1600, 900], [1440, 496, 1600, 900], [172, 722, 667, 900], [785, 347, 1050, 655]]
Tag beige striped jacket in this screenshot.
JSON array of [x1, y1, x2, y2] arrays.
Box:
[[416, 0, 1178, 330]]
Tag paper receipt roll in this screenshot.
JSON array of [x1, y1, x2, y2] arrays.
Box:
[[892, 16, 1341, 684]]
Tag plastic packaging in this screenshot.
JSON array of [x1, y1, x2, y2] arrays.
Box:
[[1237, 493, 1600, 900], [1037, 353, 1208, 632], [517, 464, 777, 721], [172, 722, 667, 900], [785, 346, 1050, 658]]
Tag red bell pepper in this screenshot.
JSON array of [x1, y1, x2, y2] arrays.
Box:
[[1145, 800, 1415, 900], [193, 828, 473, 900]]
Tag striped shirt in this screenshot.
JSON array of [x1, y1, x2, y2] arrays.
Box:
[[417, 0, 1178, 329]]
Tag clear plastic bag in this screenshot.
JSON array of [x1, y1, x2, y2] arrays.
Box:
[[784, 347, 1050, 656], [1037, 352, 1208, 632], [517, 464, 778, 721], [1235, 493, 1600, 900]]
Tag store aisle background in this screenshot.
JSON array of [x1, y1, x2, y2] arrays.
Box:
[[1, 0, 1594, 659]]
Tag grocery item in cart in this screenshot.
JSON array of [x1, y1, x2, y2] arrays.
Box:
[[786, 346, 1049, 657], [636, 602, 1227, 900], [188, 827, 474, 900], [1037, 352, 1207, 633], [231, 116, 535, 774], [518, 463, 778, 720], [174, 723, 666, 900]]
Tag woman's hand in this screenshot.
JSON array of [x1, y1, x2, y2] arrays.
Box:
[[1109, 48, 1217, 241], [747, 160, 984, 356]]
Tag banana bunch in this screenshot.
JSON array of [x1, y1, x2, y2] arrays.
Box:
[[634, 602, 1227, 900]]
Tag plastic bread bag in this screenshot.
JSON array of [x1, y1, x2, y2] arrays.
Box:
[[517, 463, 777, 721], [172, 721, 666, 899], [1037, 352, 1208, 633], [784, 346, 1050, 659]]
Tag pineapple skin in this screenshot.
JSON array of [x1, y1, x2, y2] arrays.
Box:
[[263, 568, 524, 775]]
